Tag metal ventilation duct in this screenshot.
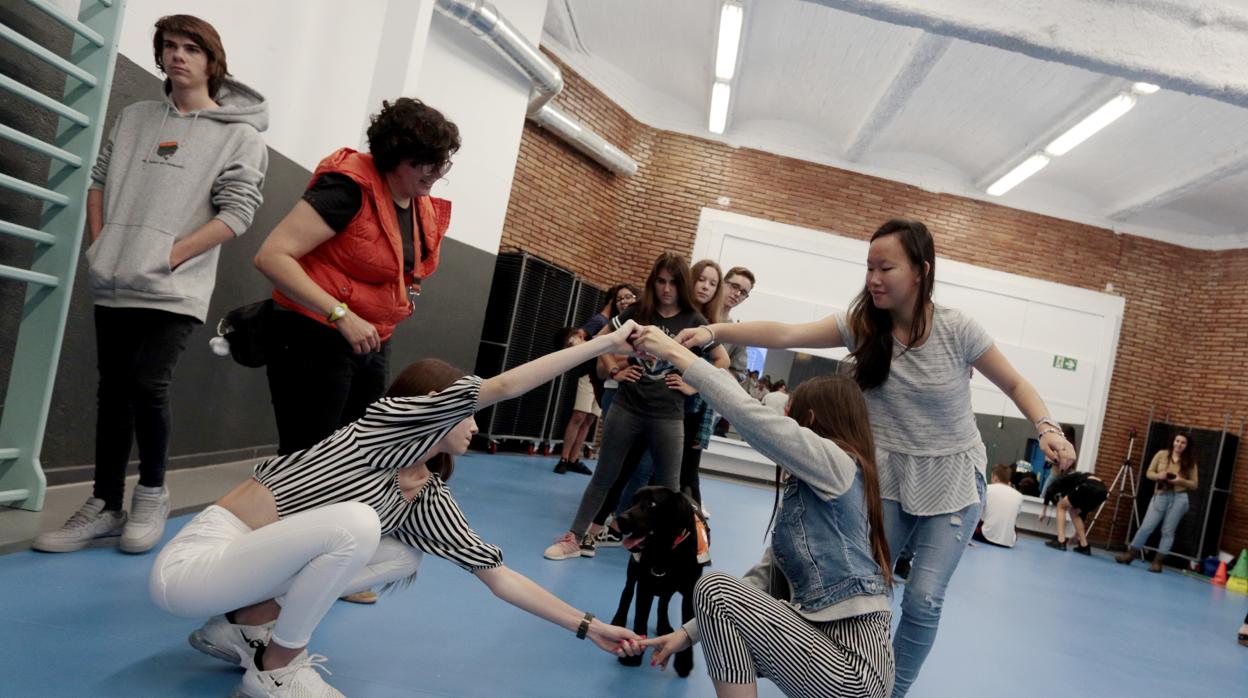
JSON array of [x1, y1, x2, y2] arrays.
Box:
[[435, 0, 639, 176]]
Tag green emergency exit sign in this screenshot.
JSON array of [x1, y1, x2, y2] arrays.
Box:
[[1052, 355, 1078, 371]]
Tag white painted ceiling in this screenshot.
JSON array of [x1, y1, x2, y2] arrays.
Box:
[[541, 0, 1248, 250]]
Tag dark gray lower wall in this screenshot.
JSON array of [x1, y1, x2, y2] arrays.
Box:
[[1, 15, 492, 481]]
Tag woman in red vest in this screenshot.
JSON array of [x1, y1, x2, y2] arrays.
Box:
[[255, 98, 456, 461]]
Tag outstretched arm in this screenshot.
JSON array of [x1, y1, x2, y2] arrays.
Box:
[[478, 321, 637, 409], [474, 566, 643, 656], [675, 315, 844, 351], [974, 346, 1076, 469]]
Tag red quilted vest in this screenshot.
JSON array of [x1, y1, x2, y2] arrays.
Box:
[[273, 148, 452, 341]]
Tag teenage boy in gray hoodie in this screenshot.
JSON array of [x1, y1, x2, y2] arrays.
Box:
[[34, 15, 268, 555]]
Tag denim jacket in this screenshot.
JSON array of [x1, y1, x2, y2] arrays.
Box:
[[773, 471, 888, 611], [680, 361, 890, 643]]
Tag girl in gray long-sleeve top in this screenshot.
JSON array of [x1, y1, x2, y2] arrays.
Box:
[[634, 326, 894, 698]]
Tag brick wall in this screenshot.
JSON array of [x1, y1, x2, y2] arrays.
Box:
[[500, 55, 1248, 557]]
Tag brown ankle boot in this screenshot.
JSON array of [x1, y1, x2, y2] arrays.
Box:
[[1149, 556, 1164, 573], [1115, 548, 1137, 565]]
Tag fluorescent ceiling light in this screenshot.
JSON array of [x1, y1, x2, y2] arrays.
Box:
[[1044, 93, 1137, 156], [709, 81, 731, 134], [987, 153, 1050, 196], [715, 2, 744, 81], [1132, 82, 1160, 94]]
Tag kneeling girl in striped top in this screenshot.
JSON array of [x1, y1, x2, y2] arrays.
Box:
[[150, 320, 645, 698], [633, 325, 895, 698]]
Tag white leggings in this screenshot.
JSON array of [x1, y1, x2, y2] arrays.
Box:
[[150, 503, 421, 648]]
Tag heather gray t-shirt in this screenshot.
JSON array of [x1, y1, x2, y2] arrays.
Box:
[[836, 305, 993, 515]]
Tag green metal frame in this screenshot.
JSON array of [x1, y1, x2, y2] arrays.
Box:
[[0, 0, 126, 510]]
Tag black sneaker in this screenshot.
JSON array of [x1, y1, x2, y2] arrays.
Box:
[[579, 533, 597, 558], [566, 460, 593, 475], [596, 528, 623, 547], [1073, 544, 1092, 556], [1045, 539, 1068, 551], [553, 459, 569, 474]]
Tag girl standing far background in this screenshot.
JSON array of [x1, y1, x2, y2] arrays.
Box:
[[1116, 433, 1198, 573], [678, 218, 1076, 697]]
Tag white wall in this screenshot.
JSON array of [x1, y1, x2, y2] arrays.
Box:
[[694, 208, 1125, 473], [109, 0, 547, 254], [410, 1, 548, 253]]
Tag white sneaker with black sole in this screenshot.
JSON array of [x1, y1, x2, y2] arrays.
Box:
[[121, 485, 170, 554], [31, 498, 126, 553], [189, 615, 274, 667], [233, 650, 344, 698]]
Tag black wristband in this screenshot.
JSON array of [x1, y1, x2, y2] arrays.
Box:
[[576, 611, 594, 639]]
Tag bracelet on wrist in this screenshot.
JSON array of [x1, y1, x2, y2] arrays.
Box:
[[703, 325, 716, 346], [1034, 416, 1060, 431], [576, 611, 595, 639], [1038, 427, 1063, 439]]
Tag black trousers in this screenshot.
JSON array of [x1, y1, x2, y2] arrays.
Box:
[[93, 306, 197, 510], [265, 310, 390, 456]]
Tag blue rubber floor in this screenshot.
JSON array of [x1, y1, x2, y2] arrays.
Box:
[[1, 453, 1245, 697]]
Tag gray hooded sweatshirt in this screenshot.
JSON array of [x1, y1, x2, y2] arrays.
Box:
[[87, 78, 269, 322]]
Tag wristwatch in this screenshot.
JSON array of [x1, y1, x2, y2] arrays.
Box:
[[326, 302, 349, 324]]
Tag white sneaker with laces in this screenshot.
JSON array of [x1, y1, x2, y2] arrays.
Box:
[[120, 484, 170, 553], [232, 651, 344, 698], [189, 615, 274, 667], [31, 498, 126, 553]]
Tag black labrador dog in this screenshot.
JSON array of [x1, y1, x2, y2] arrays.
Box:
[[611, 486, 708, 677]]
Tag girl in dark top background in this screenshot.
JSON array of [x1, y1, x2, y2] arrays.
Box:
[[544, 253, 728, 560]]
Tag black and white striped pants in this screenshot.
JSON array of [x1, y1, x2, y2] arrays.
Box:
[[695, 572, 894, 698]]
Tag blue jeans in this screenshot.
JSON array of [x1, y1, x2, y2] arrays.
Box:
[[884, 471, 985, 698], [1131, 491, 1189, 555]]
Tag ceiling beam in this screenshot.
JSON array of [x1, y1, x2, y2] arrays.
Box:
[[844, 34, 951, 162], [1107, 149, 1248, 220], [973, 76, 1125, 190], [803, 0, 1248, 109]]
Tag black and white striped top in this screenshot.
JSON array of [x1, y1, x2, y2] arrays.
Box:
[[253, 375, 503, 572]]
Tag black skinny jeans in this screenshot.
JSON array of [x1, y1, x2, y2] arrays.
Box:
[[92, 306, 197, 510], [265, 310, 390, 456]]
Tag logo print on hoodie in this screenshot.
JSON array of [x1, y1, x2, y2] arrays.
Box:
[[156, 141, 179, 159]]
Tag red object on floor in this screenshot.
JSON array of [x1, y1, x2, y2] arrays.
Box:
[[1212, 561, 1228, 585]]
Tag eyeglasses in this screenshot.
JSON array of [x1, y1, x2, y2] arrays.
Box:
[[726, 281, 751, 299]]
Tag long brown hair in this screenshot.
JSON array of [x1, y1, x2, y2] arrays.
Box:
[[690, 259, 725, 324], [847, 219, 936, 390], [153, 15, 230, 98], [385, 358, 468, 481], [1171, 433, 1197, 477], [769, 374, 892, 585], [633, 253, 697, 324]]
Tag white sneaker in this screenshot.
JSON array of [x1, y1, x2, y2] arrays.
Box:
[[543, 532, 582, 560], [189, 615, 274, 667], [31, 498, 126, 553], [120, 484, 170, 553], [232, 651, 344, 698]]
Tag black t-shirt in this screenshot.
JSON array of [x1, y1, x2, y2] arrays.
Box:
[[302, 173, 419, 274], [610, 306, 717, 419]]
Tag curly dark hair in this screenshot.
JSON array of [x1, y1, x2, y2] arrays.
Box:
[[366, 98, 461, 173]]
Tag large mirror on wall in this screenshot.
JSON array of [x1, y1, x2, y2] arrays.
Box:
[[715, 348, 1083, 497]]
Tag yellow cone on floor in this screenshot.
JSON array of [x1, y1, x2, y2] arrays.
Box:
[[1228, 549, 1248, 593]]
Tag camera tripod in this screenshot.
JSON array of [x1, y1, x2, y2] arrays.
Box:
[[1086, 429, 1141, 546]]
